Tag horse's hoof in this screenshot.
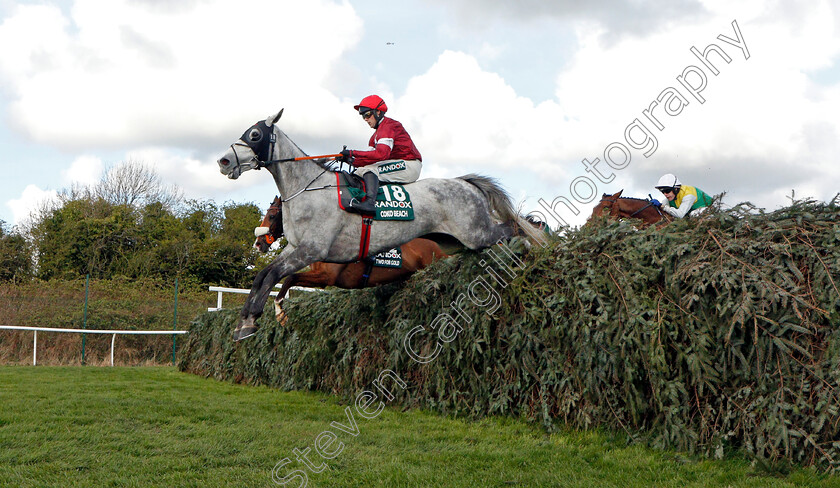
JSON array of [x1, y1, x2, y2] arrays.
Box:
[[275, 304, 288, 326], [274, 297, 290, 326], [236, 324, 259, 341], [234, 316, 258, 341]]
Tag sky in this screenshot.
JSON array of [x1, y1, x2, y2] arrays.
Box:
[[1, 0, 839, 231]]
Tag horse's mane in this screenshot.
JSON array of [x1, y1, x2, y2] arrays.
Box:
[[600, 193, 651, 203], [600, 191, 652, 204], [276, 127, 335, 171]]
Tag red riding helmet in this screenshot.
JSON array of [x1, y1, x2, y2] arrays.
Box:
[[354, 95, 388, 114]]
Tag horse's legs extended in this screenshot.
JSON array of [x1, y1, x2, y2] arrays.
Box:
[[236, 245, 320, 340]]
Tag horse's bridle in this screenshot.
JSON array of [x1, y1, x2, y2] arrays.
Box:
[[228, 140, 263, 175], [597, 195, 621, 218], [227, 120, 278, 176]]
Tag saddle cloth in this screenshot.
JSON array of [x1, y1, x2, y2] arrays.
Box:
[[372, 247, 402, 268], [335, 172, 414, 221]]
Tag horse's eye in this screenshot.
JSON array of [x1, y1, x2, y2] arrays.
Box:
[[248, 128, 263, 142]]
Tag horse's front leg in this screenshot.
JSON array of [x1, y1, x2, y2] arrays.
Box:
[[235, 245, 320, 341]]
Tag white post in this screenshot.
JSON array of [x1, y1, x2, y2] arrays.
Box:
[[33, 330, 37, 366], [111, 333, 116, 367], [217, 291, 223, 310]]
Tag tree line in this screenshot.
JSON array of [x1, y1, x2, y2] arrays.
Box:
[[0, 161, 273, 287]]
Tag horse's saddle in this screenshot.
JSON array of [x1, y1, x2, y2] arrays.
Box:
[[335, 172, 414, 221]]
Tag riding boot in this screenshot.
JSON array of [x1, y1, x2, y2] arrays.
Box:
[[349, 172, 379, 214]]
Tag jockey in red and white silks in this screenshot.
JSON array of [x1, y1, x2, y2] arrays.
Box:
[[349, 116, 422, 182], [337, 95, 423, 213]]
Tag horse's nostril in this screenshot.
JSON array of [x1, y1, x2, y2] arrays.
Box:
[[220, 158, 230, 166]]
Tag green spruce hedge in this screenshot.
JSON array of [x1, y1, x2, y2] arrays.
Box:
[[179, 198, 840, 471]]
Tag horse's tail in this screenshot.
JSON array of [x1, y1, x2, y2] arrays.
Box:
[[458, 174, 548, 247]]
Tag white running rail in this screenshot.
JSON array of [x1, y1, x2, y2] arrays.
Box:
[[207, 285, 322, 312], [0, 325, 188, 366]]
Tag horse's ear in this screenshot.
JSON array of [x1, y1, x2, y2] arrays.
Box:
[[267, 108, 284, 126], [615, 189, 624, 197]]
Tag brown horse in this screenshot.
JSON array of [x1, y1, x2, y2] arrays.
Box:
[[589, 190, 672, 226], [255, 196, 449, 322]]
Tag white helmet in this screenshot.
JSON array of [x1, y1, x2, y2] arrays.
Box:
[[656, 174, 681, 192]]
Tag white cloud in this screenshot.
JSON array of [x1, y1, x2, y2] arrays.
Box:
[[7, 184, 57, 225], [125, 148, 239, 198], [0, 0, 364, 151], [5, 154, 102, 226], [476, 42, 504, 62], [428, 0, 708, 41], [399, 50, 569, 178], [62, 155, 103, 186]]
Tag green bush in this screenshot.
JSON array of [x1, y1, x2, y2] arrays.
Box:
[[179, 198, 840, 471]]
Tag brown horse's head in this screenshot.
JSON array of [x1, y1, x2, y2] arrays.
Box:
[[589, 190, 624, 221], [588, 190, 668, 227], [254, 196, 283, 253]]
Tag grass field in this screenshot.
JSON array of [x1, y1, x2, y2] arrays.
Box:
[[0, 367, 837, 488]]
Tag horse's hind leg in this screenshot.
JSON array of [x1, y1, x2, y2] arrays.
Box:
[[274, 264, 342, 324], [273, 274, 299, 325]]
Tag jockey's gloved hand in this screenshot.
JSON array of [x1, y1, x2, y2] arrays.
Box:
[[650, 199, 662, 207], [337, 149, 353, 163]]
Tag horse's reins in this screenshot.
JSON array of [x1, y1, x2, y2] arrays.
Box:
[[232, 131, 345, 203], [280, 169, 335, 203], [626, 194, 665, 218], [265, 153, 342, 164], [604, 196, 663, 219], [628, 202, 661, 218]]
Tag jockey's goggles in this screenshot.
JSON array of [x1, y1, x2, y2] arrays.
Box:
[[359, 109, 374, 119], [657, 186, 676, 194]]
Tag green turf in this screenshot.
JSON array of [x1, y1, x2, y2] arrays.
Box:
[[0, 367, 837, 488]]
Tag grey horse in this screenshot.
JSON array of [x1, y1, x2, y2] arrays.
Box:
[[217, 109, 545, 340]]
